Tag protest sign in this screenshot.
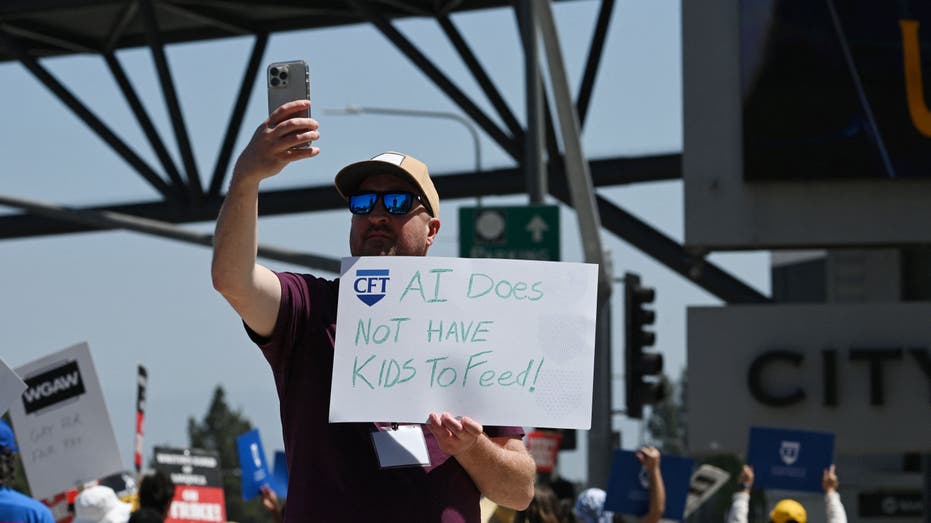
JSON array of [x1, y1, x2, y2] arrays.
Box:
[[269, 450, 288, 499], [330, 256, 598, 428], [7, 342, 124, 499], [235, 429, 271, 501], [747, 426, 835, 492], [525, 430, 562, 472], [0, 357, 26, 416], [605, 449, 693, 521], [683, 465, 730, 518], [154, 446, 226, 523]]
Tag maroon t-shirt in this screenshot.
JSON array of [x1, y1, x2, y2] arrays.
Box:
[[247, 272, 524, 523]]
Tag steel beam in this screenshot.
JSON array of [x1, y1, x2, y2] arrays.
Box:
[[576, 0, 614, 128], [140, 0, 204, 203], [347, 0, 521, 160], [208, 33, 268, 199], [0, 27, 179, 202], [518, 0, 546, 203], [437, 15, 524, 139], [0, 193, 340, 273], [104, 51, 187, 194]]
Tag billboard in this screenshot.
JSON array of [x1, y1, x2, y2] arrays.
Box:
[[683, 0, 931, 248], [741, 1, 931, 181]]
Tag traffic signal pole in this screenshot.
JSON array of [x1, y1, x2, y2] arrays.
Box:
[[533, 0, 615, 488]]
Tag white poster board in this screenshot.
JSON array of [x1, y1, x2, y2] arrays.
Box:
[[7, 342, 125, 499], [0, 357, 26, 416], [330, 256, 598, 429]]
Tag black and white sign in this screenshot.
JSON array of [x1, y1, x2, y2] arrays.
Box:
[[21, 360, 85, 414], [7, 342, 124, 500], [154, 447, 222, 488], [858, 491, 924, 518]]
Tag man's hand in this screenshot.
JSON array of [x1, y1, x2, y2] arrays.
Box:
[[425, 412, 483, 456], [823, 464, 839, 493], [233, 100, 319, 184], [739, 465, 754, 493], [260, 485, 283, 523], [636, 446, 661, 471]]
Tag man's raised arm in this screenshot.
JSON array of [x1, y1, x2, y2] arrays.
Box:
[[211, 100, 319, 336]]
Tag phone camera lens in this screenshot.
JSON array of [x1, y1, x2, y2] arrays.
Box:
[[279, 71, 288, 80], [270, 77, 280, 87], [270, 67, 279, 76]]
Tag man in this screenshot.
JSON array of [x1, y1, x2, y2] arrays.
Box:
[[211, 100, 535, 522], [726, 464, 847, 523], [573, 446, 665, 523], [128, 471, 174, 523], [0, 420, 54, 523]]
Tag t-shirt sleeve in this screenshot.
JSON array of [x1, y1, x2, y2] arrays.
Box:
[[243, 271, 320, 372], [485, 425, 526, 438]]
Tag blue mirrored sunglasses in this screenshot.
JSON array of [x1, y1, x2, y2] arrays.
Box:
[[348, 191, 423, 215]]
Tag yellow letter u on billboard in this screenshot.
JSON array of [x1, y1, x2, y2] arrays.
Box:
[[901, 20, 931, 137]]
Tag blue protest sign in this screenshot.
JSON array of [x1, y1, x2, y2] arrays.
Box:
[[605, 449, 693, 520], [269, 450, 288, 499], [235, 429, 271, 500], [747, 426, 835, 492]]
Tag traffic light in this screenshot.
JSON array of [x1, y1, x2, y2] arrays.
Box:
[[624, 272, 664, 419]]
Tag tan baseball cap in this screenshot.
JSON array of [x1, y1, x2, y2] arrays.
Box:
[[334, 151, 440, 217]]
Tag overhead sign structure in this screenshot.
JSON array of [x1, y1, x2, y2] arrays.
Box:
[[330, 256, 598, 429], [604, 449, 693, 521], [153, 447, 226, 523], [459, 205, 560, 261], [688, 303, 931, 453], [683, 0, 931, 248], [7, 342, 124, 500], [747, 426, 835, 493]]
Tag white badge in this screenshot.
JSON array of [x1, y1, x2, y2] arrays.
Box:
[[371, 424, 431, 469]]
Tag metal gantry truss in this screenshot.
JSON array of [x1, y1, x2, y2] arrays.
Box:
[[0, 0, 768, 304]]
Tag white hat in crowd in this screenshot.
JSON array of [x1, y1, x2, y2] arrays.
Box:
[[72, 485, 132, 523]]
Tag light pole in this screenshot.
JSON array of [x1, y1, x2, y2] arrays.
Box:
[[323, 104, 482, 178]]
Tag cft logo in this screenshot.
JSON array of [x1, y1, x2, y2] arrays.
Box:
[[354, 269, 389, 306]]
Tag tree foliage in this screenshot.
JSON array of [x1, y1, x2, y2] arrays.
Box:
[[187, 385, 273, 523], [645, 370, 687, 455]]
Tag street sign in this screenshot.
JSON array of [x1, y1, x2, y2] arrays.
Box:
[[459, 205, 560, 261]]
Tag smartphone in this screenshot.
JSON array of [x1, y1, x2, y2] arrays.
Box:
[[267, 60, 311, 147]]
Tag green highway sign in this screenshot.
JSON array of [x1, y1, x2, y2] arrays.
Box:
[[459, 205, 560, 261]]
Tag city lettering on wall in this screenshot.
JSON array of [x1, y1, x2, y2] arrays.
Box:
[[740, 0, 931, 180], [747, 347, 931, 407], [687, 303, 931, 453]]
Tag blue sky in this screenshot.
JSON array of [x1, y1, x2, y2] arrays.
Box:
[[0, 1, 768, 483]]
